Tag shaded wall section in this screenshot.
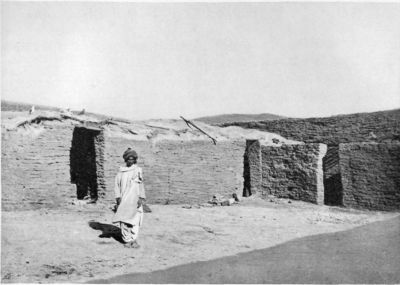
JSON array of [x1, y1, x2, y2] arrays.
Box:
[[104, 137, 246, 204], [339, 143, 400, 211]]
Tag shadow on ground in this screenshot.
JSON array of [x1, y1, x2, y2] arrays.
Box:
[[88, 221, 124, 244], [90, 216, 400, 284]]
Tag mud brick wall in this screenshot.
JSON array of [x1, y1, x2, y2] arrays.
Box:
[[104, 137, 246, 204], [258, 143, 326, 204], [2, 124, 246, 210], [1, 123, 75, 211], [221, 109, 400, 144], [339, 143, 400, 211], [323, 145, 343, 205]]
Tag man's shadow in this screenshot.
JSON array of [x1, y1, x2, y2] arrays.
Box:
[[88, 220, 124, 243]]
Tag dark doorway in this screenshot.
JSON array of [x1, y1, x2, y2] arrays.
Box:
[[323, 145, 343, 205], [70, 126, 103, 200], [242, 140, 262, 197], [243, 148, 252, 197]]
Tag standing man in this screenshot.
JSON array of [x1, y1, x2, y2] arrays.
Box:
[[113, 148, 146, 248]]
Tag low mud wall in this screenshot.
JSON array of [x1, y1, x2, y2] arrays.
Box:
[[5, 121, 397, 212], [1, 123, 75, 211], [104, 137, 246, 204], [261, 144, 326, 204], [339, 143, 400, 211], [2, 124, 246, 210], [222, 109, 400, 144], [244, 140, 326, 204], [244, 140, 400, 210]]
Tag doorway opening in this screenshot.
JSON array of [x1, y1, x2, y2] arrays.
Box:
[[70, 126, 105, 201], [323, 145, 343, 206]]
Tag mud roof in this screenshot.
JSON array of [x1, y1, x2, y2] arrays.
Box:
[[1, 110, 301, 145]]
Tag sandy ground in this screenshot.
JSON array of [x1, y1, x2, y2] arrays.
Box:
[[1, 197, 399, 283], [97, 216, 400, 284]]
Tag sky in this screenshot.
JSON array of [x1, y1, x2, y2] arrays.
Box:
[[2, 2, 400, 120]]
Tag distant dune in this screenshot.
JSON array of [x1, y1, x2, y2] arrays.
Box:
[[1, 100, 61, 113], [194, 113, 286, 125]]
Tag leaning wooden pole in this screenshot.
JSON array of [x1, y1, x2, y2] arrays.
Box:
[[180, 116, 217, 145]]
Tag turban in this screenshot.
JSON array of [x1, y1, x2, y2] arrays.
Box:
[[123, 148, 138, 161]]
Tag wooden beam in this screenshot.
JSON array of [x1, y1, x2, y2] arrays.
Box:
[[180, 116, 217, 145]]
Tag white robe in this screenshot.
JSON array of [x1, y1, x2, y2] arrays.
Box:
[[112, 165, 146, 226]]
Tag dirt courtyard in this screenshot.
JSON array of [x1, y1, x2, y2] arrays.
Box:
[[1, 196, 399, 283]]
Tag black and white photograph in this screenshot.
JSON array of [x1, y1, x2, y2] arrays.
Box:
[[1, 0, 400, 283]]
